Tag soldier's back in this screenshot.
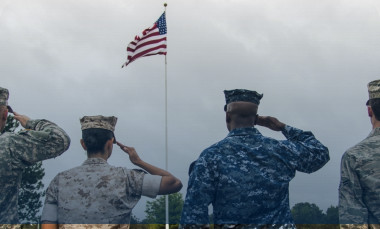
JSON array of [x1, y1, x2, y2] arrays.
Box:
[[46, 157, 145, 224]]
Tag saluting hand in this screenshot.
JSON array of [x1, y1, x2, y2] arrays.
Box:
[[116, 141, 142, 165], [256, 115, 286, 131], [13, 112, 30, 128]]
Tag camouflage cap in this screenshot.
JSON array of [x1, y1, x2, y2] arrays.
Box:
[[80, 115, 118, 132], [368, 80, 380, 100], [0, 87, 9, 106], [224, 89, 263, 106]]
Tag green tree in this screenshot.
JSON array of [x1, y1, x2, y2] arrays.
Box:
[[144, 193, 184, 225], [325, 205, 339, 224], [291, 202, 325, 224], [18, 162, 45, 223], [3, 115, 45, 224], [2, 115, 19, 133], [131, 214, 142, 224]]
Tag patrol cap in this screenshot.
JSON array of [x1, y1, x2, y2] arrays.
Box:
[[80, 115, 118, 143], [366, 79, 380, 105], [224, 89, 263, 111], [0, 87, 9, 106]]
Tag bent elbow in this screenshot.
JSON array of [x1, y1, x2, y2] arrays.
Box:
[[173, 179, 183, 193], [159, 176, 183, 195], [167, 177, 183, 193]]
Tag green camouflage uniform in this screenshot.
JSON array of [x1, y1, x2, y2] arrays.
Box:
[[0, 87, 71, 224]]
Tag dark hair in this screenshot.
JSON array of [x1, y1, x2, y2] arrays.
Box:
[[82, 128, 114, 154], [369, 98, 380, 121]]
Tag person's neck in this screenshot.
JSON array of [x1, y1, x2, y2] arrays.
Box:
[[230, 124, 254, 131], [373, 123, 380, 129], [88, 152, 108, 161]]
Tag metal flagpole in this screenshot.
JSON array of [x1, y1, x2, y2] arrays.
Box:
[[164, 3, 169, 229]]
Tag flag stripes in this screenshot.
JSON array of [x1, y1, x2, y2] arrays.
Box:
[[122, 12, 167, 68]]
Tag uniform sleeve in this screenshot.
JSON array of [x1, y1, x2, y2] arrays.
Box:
[[282, 125, 330, 173], [125, 169, 146, 199], [10, 119, 71, 166], [180, 152, 216, 225], [141, 174, 162, 198], [41, 175, 59, 223], [339, 152, 369, 225]]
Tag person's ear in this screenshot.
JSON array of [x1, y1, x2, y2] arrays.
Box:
[[80, 139, 87, 151], [226, 113, 231, 123], [105, 138, 114, 158], [368, 106, 373, 117], [1, 108, 8, 121], [254, 114, 258, 125]]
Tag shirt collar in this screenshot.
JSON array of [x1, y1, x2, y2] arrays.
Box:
[[369, 127, 380, 138], [227, 127, 260, 137], [82, 157, 108, 165]]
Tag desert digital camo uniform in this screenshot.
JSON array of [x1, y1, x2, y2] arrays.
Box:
[[41, 115, 162, 225], [339, 128, 380, 227], [41, 158, 162, 224], [180, 125, 330, 226], [0, 119, 71, 223]]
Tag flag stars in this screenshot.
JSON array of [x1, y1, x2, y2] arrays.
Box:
[[157, 13, 167, 35]]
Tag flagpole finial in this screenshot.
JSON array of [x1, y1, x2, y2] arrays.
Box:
[[164, 3, 167, 7]]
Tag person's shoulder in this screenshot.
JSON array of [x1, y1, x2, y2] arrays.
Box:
[[200, 139, 227, 156], [0, 132, 21, 144], [0, 132, 31, 160], [342, 137, 375, 161], [0, 132, 13, 151], [53, 161, 97, 179]]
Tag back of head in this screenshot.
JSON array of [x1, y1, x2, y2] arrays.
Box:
[[80, 115, 118, 155], [82, 128, 114, 154], [0, 87, 9, 132], [367, 80, 380, 121], [224, 89, 262, 129], [227, 102, 258, 126], [369, 99, 380, 121], [0, 87, 9, 108]]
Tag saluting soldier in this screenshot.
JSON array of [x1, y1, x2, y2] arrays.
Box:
[[180, 89, 330, 229], [41, 115, 182, 229], [339, 80, 380, 228], [0, 87, 71, 224]]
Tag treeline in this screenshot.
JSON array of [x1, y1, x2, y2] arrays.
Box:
[[130, 193, 339, 228]]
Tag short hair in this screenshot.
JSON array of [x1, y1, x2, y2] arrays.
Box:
[[82, 128, 114, 154], [226, 102, 258, 126], [369, 98, 380, 121]]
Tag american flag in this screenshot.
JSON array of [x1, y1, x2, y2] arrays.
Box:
[[122, 12, 167, 68]]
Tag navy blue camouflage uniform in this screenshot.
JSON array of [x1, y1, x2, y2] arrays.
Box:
[[180, 125, 330, 226]]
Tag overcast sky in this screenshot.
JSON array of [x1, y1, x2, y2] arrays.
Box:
[[1, 0, 380, 220]]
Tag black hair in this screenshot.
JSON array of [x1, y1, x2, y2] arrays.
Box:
[[369, 98, 380, 121], [82, 128, 114, 154]]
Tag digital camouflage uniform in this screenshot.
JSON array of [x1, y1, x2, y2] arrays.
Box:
[[41, 116, 162, 228], [180, 89, 330, 228], [339, 80, 380, 229], [41, 158, 161, 225], [0, 87, 71, 224]]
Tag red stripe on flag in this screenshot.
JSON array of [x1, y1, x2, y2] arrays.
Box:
[[127, 37, 167, 52], [122, 12, 167, 68]]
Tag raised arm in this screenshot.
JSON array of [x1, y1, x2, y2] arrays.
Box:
[[257, 115, 329, 173], [10, 112, 70, 165], [117, 141, 182, 195]]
